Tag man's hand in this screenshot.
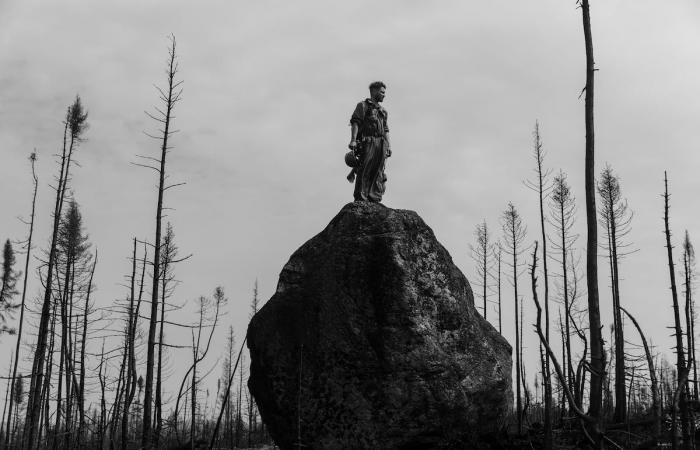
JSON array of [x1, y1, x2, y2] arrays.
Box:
[[348, 140, 357, 151], [386, 146, 392, 157]]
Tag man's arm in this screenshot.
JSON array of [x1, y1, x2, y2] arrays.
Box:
[[349, 102, 364, 150], [383, 109, 391, 157], [350, 123, 359, 151]]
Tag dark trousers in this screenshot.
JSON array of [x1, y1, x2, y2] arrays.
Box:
[[352, 137, 387, 203]]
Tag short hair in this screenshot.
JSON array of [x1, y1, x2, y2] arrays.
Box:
[[369, 81, 386, 91]]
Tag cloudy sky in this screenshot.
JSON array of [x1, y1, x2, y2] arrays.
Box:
[[2, 0, 700, 404]]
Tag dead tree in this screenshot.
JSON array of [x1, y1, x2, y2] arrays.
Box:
[[1, 357, 12, 444], [597, 164, 634, 423], [97, 340, 108, 450], [558, 261, 590, 409], [531, 241, 618, 449], [501, 202, 527, 434], [237, 353, 245, 447], [663, 172, 692, 450], [216, 326, 237, 449], [620, 306, 660, 441], [470, 221, 493, 320], [155, 222, 189, 448], [112, 240, 148, 450], [190, 300, 205, 449], [557, 310, 567, 422], [524, 121, 553, 448], [173, 288, 225, 445], [0, 239, 19, 330], [208, 335, 249, 450], [38, 301, 58, 448], [138, 35, 184, 450], [24, 96, 88, 450], [248, 281, 261, 446], [578, 0, 605, 443], [5, 152, 37, 450], [495, 243, 503, 334], [76, 250, 97, 449], [549, 171, 580, 412], [0, 239, 20, 443], [51, 198, 93, 450], [682, 231, 697, 400]]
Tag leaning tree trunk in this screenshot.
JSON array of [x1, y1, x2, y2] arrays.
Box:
[[620, 307, 661, 441], [534, 124, 552, 449]]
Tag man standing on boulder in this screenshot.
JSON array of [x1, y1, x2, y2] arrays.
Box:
[[348, 81, 392, 203]]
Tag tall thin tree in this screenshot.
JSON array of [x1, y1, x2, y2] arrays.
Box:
[[23, 96, 88, 450], [0, 240, 19, 330], [140, 35, 183, 450], [5, 152, 38, 450], [663, 172, 692, 449], [155, 222, 186, 448], [495, 243, 503, 334], [597, 164, 633, 422], [524, 121, 552, 448], [683, 231, 697, 400], [579, 0, 605, 442], [501, 202, 527, 434], [470, 221, 493, 320], [549, 171, 579, 411]]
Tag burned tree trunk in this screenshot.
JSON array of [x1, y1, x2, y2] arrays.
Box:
[[580, 0, 605, 444], [620, 306, 660, 441], [24, 97, 87, 450], [141, 35, 183, 450], [597, 165, 632, 423], [501, 203, 526, 435], [663, 172, 690, 450], [4, 152, 38, 450], [526, 121, 552, 449]]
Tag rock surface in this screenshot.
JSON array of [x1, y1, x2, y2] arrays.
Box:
[[247, 202, 512, 449]]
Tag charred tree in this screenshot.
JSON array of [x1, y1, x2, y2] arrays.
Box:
[[683, 232, 697, 400], [248, 281, 260, 446], [208, 335, 249, 450], [531, 241, 616, 448], [76, 250, 97, 449], [495, 243, 503, 334], [501, 202, 527, 434], [525, 121, 552, 448], [155, 222, 187, 448], [597, 165, 633, 423], [549, 171, 579, 412], [0, 239, 19, 330], [118, 240, 148, 450], [620, 306, 660, 441], [139, 35, 183, 450], [663, 172, 692, 450], [173, 288, 225, 445], [470, 221, 493, 320], [579, 0, 605, 442], [4, 152, 38, 450], [23, 96, 88, 450]]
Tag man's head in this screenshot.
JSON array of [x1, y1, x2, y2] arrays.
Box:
[[369, 81, 386, 103]]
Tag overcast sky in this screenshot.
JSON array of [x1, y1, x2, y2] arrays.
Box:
[[2, 0, 700, 406]]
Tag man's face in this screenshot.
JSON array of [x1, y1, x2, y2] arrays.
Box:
[[371, 87, 386, 102]]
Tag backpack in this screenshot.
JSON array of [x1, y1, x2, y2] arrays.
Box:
[[358, 100, 387, 139]]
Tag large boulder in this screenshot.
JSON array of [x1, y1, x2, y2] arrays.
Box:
[[247, 202, 512, 449]]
